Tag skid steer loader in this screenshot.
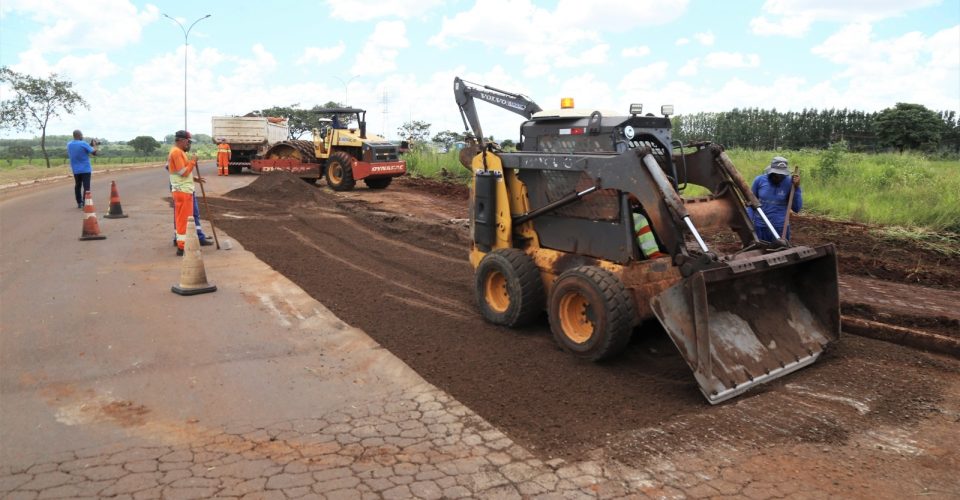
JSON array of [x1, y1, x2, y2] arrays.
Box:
[[453, 77, 841, 404]]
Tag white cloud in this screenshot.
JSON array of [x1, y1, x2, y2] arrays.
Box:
[[350, 21, 409, 76], [675, 37, 690, 46], [750, 0, 941, 37], [618, 62, 670, 94], [809, 23, 959, 111], [429, 0, 688, 76], [693, 31, 715, 46], [678, 58, 699, 76], [556, 44, 610, 68], [749, 14, 814, 37], [2, 0, 159, 53], [703, 52, 760, 68], [621, 46, 650, 58], [552, 0, 689, 32], [325, 0, 446, 21], [297, 43, 346, 66]]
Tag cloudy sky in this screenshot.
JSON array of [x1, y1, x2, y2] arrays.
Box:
[[1, 0, 957, 143]]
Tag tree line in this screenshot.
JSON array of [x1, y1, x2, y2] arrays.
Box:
[[672, 104, 959, 154]]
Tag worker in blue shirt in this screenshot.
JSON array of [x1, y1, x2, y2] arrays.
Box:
[[749, 156, 801, 242], [67, 130, 99, 208]]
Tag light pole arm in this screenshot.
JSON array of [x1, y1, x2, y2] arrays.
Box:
[[163, 13, 211, 130]]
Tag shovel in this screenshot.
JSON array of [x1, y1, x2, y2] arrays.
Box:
[[194, 161, 221, 250], [781, 165, 800, 240]]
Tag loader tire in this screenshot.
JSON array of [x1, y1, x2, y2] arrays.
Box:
[[325, 151, 356, 191], [364, 177, 393, 189], [475, 249, 544, 327], [228, 163, 243, 175], [548, 266, 636, 361]]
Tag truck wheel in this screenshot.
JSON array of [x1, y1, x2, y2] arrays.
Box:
[[364, 177, 393, 189], [228, 164, 243, 175], [548, 266, 636, 361], [475, 248, 544, 327], [324, 152, 356, 191]]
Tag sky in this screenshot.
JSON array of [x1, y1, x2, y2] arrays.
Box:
[[1, 0, 958, 143]]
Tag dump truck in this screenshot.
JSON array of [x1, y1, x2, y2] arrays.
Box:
[[453, 77, 841, 404], [251, 107, 406, 190], [211, 115, 290, 174]]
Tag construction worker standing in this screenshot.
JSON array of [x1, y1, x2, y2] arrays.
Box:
[[216, 137, 231, 176], [168, 130, 205, 256], [750, 156, 802, 242]]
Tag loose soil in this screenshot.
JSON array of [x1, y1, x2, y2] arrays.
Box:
[[211, 173, 960, 467]]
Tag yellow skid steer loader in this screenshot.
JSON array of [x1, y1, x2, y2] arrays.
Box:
[[453, 77, 840, 403]]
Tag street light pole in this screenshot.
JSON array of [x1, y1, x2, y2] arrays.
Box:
[[163, 13, 211, 130], [332, 76, 359, 106]]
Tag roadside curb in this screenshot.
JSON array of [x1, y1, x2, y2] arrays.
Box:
[[0, 162, 166, 192]]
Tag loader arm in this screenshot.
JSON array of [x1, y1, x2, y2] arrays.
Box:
[[454, 77, 543, 142]]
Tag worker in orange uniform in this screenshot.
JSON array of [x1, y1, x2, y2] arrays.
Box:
[[216, 137, 231, 176], [168, 130, 205, 256]]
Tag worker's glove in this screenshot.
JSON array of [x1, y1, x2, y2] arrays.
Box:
[[792, 174, 801, 187], [194, 176, 205, 184]]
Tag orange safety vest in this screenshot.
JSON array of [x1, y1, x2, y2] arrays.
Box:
[[217, 142, 231, 166]]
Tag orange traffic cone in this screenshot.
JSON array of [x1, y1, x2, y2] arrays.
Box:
[[172, 216, 217, 296], [103, 180, 128, 219], [79, 190, 106, 241]]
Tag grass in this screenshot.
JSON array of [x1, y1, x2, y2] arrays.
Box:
[[403, 148, 472, 183]]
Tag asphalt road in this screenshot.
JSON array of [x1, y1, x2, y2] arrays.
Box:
[[0, 164, 421, 465]]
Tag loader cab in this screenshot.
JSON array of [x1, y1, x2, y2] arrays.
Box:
[[507, 104, 678, 264]]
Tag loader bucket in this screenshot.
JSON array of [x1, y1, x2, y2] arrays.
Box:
[[651, 244, 840, 404]]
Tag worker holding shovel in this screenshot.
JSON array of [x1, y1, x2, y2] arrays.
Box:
[[749, 156, 802, 243]]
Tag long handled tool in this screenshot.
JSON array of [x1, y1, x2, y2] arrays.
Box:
[[780, 165, 799, 240], [194, 161, 221, 249]]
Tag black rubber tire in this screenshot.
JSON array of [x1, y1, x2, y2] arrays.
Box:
[[324, 151, 357, 191], [228, 164, 243, 175], [475, 248, 545, 327], [548, 266, 636, 361], [364, 177, 393, 189]]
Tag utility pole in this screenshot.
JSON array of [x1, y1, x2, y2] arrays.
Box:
[[162, 13, 212, 131], [380, 90, 389, 137]]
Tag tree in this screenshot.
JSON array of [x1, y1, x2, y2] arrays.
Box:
[[432, 130, 465, 150], [875, 103, 942, 153], [129, 136, 161, 155], [253, 101, 343, 139], [3, 144, 34, 165], [397, 120, 431, 143], [0, 67, 88, 168]]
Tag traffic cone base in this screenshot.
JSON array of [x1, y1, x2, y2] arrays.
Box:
[[79, 190, 106, 240], [104, 180, 128, 218], [172, 216, 216, 296]]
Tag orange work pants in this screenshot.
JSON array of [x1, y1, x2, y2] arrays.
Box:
[[218, 155, 229, 176], [173, 191, 194, 250]]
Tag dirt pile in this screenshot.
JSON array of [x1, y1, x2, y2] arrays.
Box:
[[228, 171, 323, 206]]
